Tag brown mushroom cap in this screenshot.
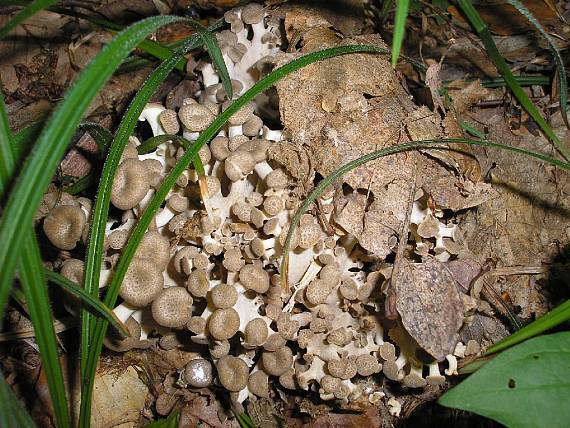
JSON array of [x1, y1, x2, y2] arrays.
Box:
[[261, 347, 293, 376], [244, 318, 268, 347], [216, 355, 249, 392], [111, 159, 150, 210], [151, 287, 193, 328], [209, 339, 230, 359], [248, 371, 269, 398], [356, 354, 382, 376], [208, 308, 240, 340], [210, 283, 238, 309], [222, 248, 245, 272], [239, 264, 269, 293], [159, 109, 180, 134], [184, 359, 213, 388], [135, 231, 170, 270], [225, 101, 254, 126], [241, 3, 265, 24], [263, 195, 285, 217], [186, 269, 210, 297], [305, 279, 333, 305], [120, 259, 164, 307], [297, 222, 322, 249], [242, 115, 263, 137], [224, 151, 256, 181], [60, 258, 84, 284], [278, 368, 297, 390], [104, 317, 153, 353], [178, 102, 215, 132], [327, 358, 358, 380], [320, 375, 341, 393], [327, 328, 352, 346], [210, 136, 230, 161], [263, 333, 286, 352], [187, 316, 206, 334], [43, 205, 86, 250]]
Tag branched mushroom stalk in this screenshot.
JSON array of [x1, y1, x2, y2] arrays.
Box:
[[39, 2, 480, 412]]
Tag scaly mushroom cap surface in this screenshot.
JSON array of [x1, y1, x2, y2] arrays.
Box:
[[111, 159, 150, 210], [178, 102, 215, 132], [239, 263, 269, 293], [159, 109, 180, 134], [217, 355, 249, 392], [327, 358, 358, 379], [184, 359, 213, 388], [135, 231, 170, 270], [60, 258, 84, 284], [244, 318, 268, 346], [43, 205, 86, 250], [120, 259, 164, 307], [210, 283, 238, 309], [152, 287, 193, 327], [186, 269, 210, 297], [208, 308, 240, 340], [248, 371, 269, 398], [261, 346, 293, 376]]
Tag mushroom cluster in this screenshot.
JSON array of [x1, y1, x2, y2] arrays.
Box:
[[41, 2, 481, 413]]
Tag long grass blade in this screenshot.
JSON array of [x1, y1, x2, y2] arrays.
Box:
[[456, 0, 570, 160], [44, 270, 129, 337], [0, 16, 189, 333], [279, 138, 570, 291], [1, 86, 71, 428], [78, 122, 113, 154], [0, 371, 36, 428], [391, 0, 410, 67], [0, 0, 58, 39], [81, 44, 391, 428], [506, 0, 569, 130], [80, 23, 225, 422]]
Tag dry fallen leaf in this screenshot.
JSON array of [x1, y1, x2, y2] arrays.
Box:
[[395, 258, 465, 361]]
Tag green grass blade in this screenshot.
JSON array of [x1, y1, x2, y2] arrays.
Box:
[[78, 122, 113, 154], [44, 270, 129, 337], [391, 0, 410, 67], [19, 236, 71, 428], [485, 299, 570, 355], [0, 0, 58, 39], [81, 44, 391, 428], [13, 121, 44, 161], [145, 410, 180, 428], [63, 172, 95, 195], [0, 16, 188, 332], [0, 89, 14, 195], [2, 86, 71, 428], [80, 25, 221, 423], [136, 134, 205, 174], [279, 138, 570, 290], [506, 0, 568, 130], [0, 371, 36, 428], [456, 0, 570, 160]]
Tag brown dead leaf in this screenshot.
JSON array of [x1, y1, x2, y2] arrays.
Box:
[[395, 258, 465, 361]]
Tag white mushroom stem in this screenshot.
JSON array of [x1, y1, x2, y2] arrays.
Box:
[[113, 302, 139, 324], [262, 126, 283, 142], [200, 63, 220, 87], [228, 125, 243, 138], [428, 362, 443, 378], [139, 104, 166, 136], [445, 354, 459, 375], [253, 160, 274, 181], [284, 259, 322, 313], [183, 130, 200, 141]]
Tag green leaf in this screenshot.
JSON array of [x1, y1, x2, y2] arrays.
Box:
[[0, 15, 187, 334], [44, 269, 129, 337], [485, 299, 570, 355], [78, 122, 113, 154], [505, 0, 569, 130], [0, 0, 58, 39], [456, 0, 570, 160], [391, 0, 410, 67], [145, 410, 180, 428], [0, 371, 36, 428], [439, 332, 570, 428]]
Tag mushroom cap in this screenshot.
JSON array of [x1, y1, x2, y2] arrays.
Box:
[[210, 283, 238, 309], [216, 355, 249, 392], [239, 264, 269, 293], [43, 205, 86, 250], [222, 248, 245, 272], [178, 102, 215, 132], [327, 328, 352, 346], [184, 359, 213, 388], [224, 151, 256, 182], [327, 358, 358, 380], [379, 342, 397, 361], [120, 259, 164, 307], [60, 258, 84, 284], [320, 375, 341, 393], [339, 277, 359, 300], [356, 354, 382, 376], [404, 373, 427, 388], [151, 287, 193, 327], [265, 168, 288, 189], [111, 159, 150, 210], [135, 231, 170, 270], [278, 368, 297, 390], [186, 269, 210, 297], [232, 201, 252, 222], [225, 101, 254, 126], [297, 222, 322, 249], [209, 339, 230, 359], [263, 195, 285, 217], [263, 333, 286, 351], [305, 279, 333, 305], [382, 361, 401, 381], [210, 136, 230, 161], [248, 371, 269, 398], [107, 229, 129, 250], [228, 134, 248, 152], [159, 109, 180, 134], [241, 3, 265, 24], [261, 346, 293, 376], [244, 318, 268, 347], [208, 308, 240, 340], [187, 316, 206, 334]]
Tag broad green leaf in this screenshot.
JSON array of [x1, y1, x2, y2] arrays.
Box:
[[44, 270, 129, 337], [485, 299, 570, 355], [439, 332, 570, 428], [0, 0, 58, 39], [0, 16, 187, 334], [456, 0, 570, 160], [0, 371, 36, 428], [391, 0, 409, 67]]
